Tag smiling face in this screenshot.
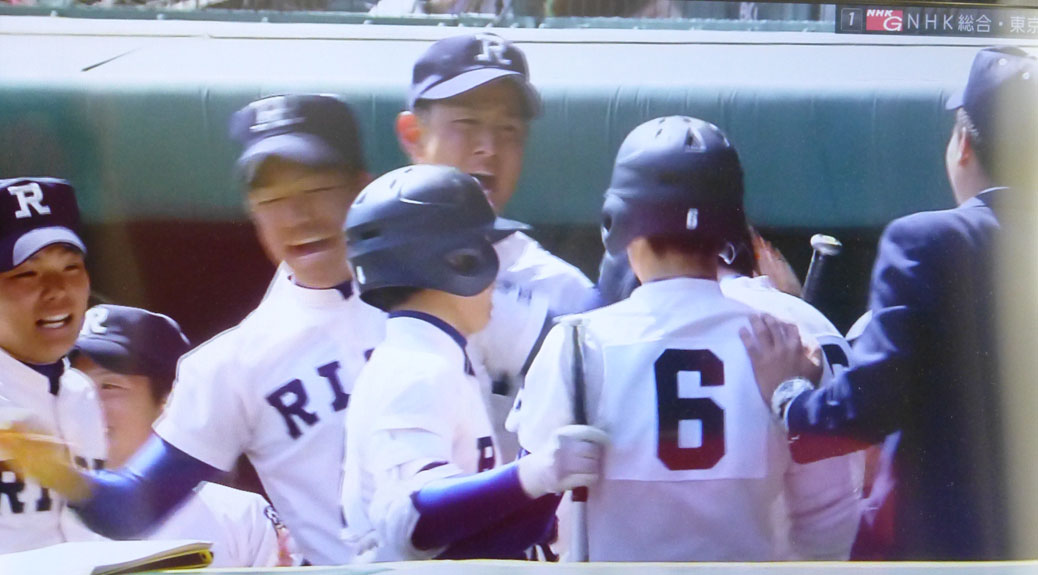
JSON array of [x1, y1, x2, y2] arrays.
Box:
[[0, 244, 89, 364], [408, 80, 529, 213], [74, 354, 162, 468], [247, 158, 364, 289]]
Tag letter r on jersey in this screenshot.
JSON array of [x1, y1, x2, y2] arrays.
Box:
[[8, 183, 52, 219]]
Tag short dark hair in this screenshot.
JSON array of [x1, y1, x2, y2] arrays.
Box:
[[363, 286, 423, 313], [646, 233, 724, 260]]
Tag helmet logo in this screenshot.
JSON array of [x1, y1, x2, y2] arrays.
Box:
[[686, 208, 699, 230], [354, 265, 366, 285]]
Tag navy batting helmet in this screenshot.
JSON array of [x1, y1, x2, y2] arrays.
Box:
[[601, 116, 747, 256], [346, 165, 527, 309]]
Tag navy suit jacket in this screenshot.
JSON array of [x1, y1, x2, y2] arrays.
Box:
[[787, 188, 1012, 560]]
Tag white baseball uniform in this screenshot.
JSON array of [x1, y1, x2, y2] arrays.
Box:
[[342, 313, 498, 562], [146, 482, 280, 568], [0, 352, 106, 553], [470, 231, 594, 462], [720, 274, 854, 383], [516, 277, 861, 561], [155, 265, 385, 565]]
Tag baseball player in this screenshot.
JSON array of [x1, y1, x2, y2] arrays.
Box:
[[0, 178, 106, 553], [396, 33, 597, 463], [0, 95, 385, 565], [340, 164, 607, 562], [72, 304, 286, 567], [514, 117, 860, 561], [597, 220, 853, 381]]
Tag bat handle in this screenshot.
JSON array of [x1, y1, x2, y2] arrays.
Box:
[[802, 234, 842, 305], [571, 491, 590, 562]]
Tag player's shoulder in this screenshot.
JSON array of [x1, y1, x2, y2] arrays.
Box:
[[883, 201, 991, 252], [721, 276, 840, 338], [500, 232, 592, 286]]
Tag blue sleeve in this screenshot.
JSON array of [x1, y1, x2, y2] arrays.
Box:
[[410, 462, 561, 557], [72, 434, 221, 538], [786, 217, 935, 462]]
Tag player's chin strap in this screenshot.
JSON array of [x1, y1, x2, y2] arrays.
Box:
[[71, 434, 220, 539]]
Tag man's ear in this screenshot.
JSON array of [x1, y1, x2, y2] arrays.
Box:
[[954, 123, 975, 168], [395, 111, 424, 162]]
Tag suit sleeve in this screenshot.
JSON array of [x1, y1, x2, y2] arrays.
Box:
[[786, 216, 939, 459]]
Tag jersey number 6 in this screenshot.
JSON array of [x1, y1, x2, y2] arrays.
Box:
[[655, 349, 725, 471]]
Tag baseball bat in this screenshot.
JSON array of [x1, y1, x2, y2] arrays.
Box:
[[801, 234, 843, 307], [565, 317, 590, 562]]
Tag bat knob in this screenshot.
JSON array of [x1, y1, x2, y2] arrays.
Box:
[[810, 234, 843, 256]]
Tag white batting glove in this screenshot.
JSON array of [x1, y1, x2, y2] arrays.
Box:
[[517, 425, 609, 498]]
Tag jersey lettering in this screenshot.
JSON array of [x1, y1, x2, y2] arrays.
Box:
[[8, 183, 52, 219], [0, 463, 26, 514], [476, 436, 495, 472], [474, 34, 511, 66], [655, 349, 725, 471], [266, 379, 320, 439], [317, 361, 350, 412], [35, 487, 52, 512]]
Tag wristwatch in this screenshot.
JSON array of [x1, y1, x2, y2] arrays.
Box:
[[769, 377, 813, 429]]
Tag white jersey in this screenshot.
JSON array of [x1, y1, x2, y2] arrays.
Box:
[[0, 352, 106, 553], [720, 274, 854, 383], [146, 482, 280, 568], [470, 232, 594, 461], [516, 278, 860, 561], [342, 314, 498, 562], [155, 267, 386, 565]]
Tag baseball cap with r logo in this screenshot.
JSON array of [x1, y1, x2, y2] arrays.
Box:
[[229, 94, 367, 184], [0, 177, 86, 273], [75, 304, 191, 385], [409, 33, 541, 117]]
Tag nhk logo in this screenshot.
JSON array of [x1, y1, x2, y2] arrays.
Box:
[[866, 9, 904, 32]]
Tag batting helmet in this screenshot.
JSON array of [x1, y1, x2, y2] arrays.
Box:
[[601, 116, 747, 255], [345, 165, 527, 308]]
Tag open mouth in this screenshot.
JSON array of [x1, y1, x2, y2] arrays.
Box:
[[37, 314, 72, 330], [287, 237, 337, 258], [470, 173, 497, 195]]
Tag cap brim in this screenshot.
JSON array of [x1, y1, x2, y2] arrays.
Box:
[[236, 133, 343, 182], [11, 227, 86, 269], [74, 338, 145, 377], [946, 89, 965, 110], [414, 69, 542, 117], [488, 216, 529, 241]]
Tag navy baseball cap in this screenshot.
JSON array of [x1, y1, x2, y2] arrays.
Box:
[[0, 178, 86, 273], [946, 46, 1038, 146], [229, 94, 367, 183], [75, 304, 191, 385], [409, 33, 541, 117]]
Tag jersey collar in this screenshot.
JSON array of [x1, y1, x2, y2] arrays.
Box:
[[388, 310, 474, 375], [0, 347, 63, 395]]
